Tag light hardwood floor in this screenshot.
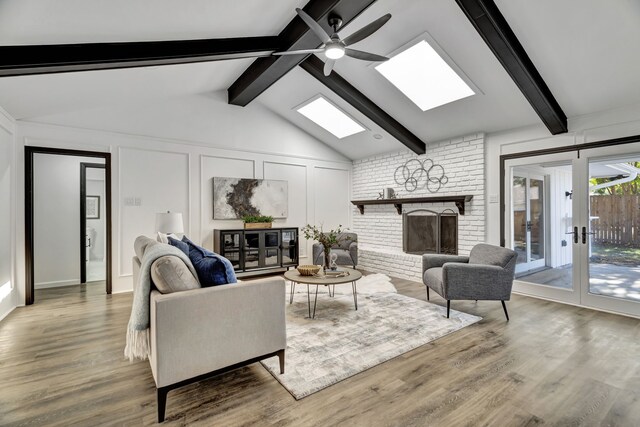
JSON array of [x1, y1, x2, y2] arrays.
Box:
[[1, 275, 639, 426]]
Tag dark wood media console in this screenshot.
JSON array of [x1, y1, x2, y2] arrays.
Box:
[[214, 227, 299, 277]]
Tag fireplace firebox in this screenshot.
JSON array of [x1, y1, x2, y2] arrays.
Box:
[[402, 209, 458, 255]]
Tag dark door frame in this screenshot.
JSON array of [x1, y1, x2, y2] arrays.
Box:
[[80, 162, 106, 284], [499, 134, 640, 247], [25, 146, 112, 305]]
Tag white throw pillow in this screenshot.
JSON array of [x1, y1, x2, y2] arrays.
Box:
[[157, 232, 179, 244]]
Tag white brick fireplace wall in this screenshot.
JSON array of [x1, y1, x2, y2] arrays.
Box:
[[352, 134, 486, 281]]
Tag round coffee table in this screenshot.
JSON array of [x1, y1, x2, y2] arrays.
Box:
[[284, 268, 363, 319]]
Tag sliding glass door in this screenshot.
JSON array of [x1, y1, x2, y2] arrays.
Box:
[[505, 142, 640, 317]]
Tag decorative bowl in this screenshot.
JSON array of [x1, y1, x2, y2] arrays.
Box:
[[297, 265, 321, 276]]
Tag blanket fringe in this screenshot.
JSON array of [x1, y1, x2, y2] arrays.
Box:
[[124, 328, 150, 362]]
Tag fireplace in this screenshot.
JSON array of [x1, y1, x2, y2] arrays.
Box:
[[402, 209, 458, 255]]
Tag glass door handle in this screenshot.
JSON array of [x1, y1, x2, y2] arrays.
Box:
[[581, 227, 595, 244], [565, 227, 579, 244]]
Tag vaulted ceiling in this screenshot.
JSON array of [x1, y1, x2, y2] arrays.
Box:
[[0, 0, 639, 160]]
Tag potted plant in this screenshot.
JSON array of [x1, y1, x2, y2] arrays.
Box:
[[242, 215, 274, 229], [301, 224, 349, 270]]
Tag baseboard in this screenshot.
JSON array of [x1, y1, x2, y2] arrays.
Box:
[[0, 286, 16, 323], [0, 305, 15, 323], [511, 290, 640, 320], [35, 279, 80, 289]]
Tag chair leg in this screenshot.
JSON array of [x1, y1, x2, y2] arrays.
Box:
[[277, 349, 285, 374], [501, 300, 510, 321], [446, 300, 450, 318], [157, 387, 169, 423], [426, 287, 430, 301]]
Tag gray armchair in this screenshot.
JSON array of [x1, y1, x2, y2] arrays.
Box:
[[312, 232, 358, 268], [422, 243, 517, 320]]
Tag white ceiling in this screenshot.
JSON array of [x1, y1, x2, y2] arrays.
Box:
[[258, 67, 402, 159], [0, 59, 254, 119], [260, 0, 541, 156], [495, 0, 640, 117], [0, 0, 306, 44], [0, 0, 639, 160]]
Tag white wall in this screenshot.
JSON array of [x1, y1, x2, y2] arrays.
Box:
[[485, 103, 640, 246], [33, 154, 105, 287], [12, 97, 352, 304], [0, 107, 16, 321]]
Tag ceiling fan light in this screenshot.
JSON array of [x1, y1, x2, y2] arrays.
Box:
[[325, 44, 345, 60]]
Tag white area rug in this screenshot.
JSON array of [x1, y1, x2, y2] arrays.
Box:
[[261, 273, 481, 399]]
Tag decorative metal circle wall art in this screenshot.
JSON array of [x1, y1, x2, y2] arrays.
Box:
[[394, 158, 449, 193]]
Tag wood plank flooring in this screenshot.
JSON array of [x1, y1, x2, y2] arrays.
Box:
[[1, 275, 639, 426]]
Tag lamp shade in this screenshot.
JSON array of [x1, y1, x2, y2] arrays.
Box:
[[155, 211, 184, 234]]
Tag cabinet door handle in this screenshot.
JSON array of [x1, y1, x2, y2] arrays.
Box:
[[565, 227, 578, 244]]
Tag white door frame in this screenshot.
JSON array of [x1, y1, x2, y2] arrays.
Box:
[[504, 151, 581, 305]]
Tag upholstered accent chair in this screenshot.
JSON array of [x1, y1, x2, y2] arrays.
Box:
[[312, 232, 358, 268], [422, 243, 517, 320]]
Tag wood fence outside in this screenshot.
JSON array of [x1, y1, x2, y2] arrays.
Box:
[[590, 195, 640, 247]]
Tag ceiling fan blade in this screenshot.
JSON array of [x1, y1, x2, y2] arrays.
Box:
[[324, 59, 335, 76], [342, 14, 391, 47], [273, 48, 325, 56], [296, 8, 331, 44], [345, 48, 389, 62]]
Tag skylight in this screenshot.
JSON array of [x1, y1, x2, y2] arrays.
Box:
[[375, 40, 475, 111], [296, 96, 365, 139]]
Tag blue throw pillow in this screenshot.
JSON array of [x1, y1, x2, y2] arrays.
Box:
[[181, 236, 237, 286], [167, 236, 190, 256]]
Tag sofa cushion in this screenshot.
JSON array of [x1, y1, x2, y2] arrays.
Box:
[[423, 267, 444, 297], [182, 237, 237, 286], [134, 236, 158, 260], [469, 243, 516, 268], [168, 236, 190, 256], [151, 255, 201, 294], [157, 232, 179, 244]]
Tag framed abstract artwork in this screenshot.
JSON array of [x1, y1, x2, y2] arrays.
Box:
[[213, 178, 288, 219]]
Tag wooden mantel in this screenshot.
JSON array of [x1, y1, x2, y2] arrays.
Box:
[[351, 195, 474, 215]]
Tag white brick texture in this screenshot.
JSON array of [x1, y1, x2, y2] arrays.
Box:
[[352, 135, 486, 280]]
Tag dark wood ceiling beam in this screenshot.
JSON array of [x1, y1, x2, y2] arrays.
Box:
[[455, 0, 568, 134], [300, 55, 426, 155], [227, 0, 377, 106], [0, 37, 281, 77]]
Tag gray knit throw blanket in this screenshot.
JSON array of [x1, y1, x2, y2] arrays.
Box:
[[124, 243, 197, 362]]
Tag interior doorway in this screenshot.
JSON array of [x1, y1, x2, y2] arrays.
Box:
[[25, 146, 112, 305], [80, 163, 107, 284]]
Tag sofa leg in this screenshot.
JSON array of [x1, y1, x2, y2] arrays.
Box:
[[157, 387, 169, 423], [446, 300, 450, 318], [501, 300, 510, 321], [277, 349, 285, 374], [426, 287, 430, 301]]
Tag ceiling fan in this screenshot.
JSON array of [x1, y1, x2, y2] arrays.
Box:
[[273, 8, 392, 76]]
